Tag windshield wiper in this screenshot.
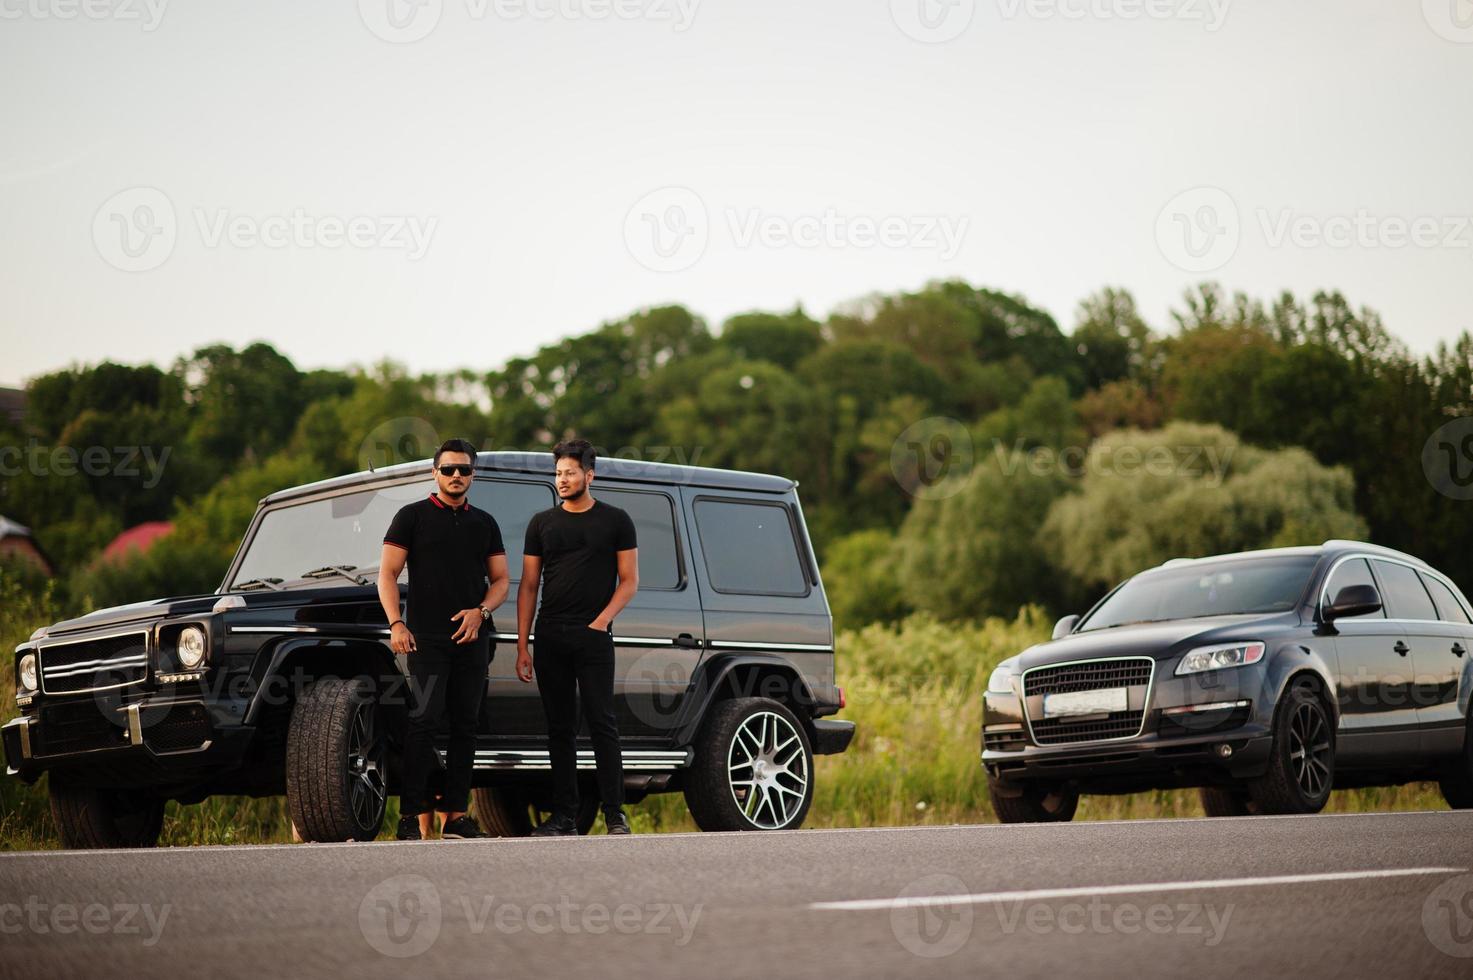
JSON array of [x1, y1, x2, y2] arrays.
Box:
[[300, 565, 368, 586], [234, 577, 285, 592]]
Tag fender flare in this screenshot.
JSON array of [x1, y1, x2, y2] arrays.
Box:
[[242, 634, 408, 726], [671, 653, 819, 746]]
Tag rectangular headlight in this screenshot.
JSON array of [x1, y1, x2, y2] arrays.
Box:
[[1175, 642, 1265, 676]]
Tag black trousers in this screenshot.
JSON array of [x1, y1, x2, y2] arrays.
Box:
[[400, 634, 491, 816], [534, 619, 624, 815]]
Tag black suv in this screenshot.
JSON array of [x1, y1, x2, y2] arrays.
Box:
[[4, 452, 853, 848], [983, 540, 1473, 821]]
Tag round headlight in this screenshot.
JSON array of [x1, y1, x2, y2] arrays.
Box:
[[18, 653, 37, 693], [177, 627, 207, 670]]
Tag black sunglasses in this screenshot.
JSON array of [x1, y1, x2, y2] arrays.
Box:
[[437, 464, 473, 477]]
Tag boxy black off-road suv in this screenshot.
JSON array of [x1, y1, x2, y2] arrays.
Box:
[[4, 452, 853, 848], [983, 540, 1473, 821]]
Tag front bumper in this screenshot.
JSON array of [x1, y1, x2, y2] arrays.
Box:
[[3, 696, 246, 783]]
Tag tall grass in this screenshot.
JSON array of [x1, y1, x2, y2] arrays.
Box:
[[0, 596, 1448, 849]]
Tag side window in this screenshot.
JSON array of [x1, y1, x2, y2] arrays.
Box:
[[469, 480, 554, 579], [1323, 558, 1384, 619], [1420, 573, 1472, 625], [693, 499, 808, 596], [597, 488, 681, 590], [1372, 560, 1439, 621]]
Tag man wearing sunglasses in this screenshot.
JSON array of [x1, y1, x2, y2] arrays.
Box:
[[379, 439, 509, 841]]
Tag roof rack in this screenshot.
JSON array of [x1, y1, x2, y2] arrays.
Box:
[[1319, 539, 1426, 566]]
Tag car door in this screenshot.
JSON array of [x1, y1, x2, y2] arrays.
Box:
[[593, 485, 705, 740], [1414, 570, 1473, 756], [1324, 557, 1414, 762], [1369, 559, 1446, 760]]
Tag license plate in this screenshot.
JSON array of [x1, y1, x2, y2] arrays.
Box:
[[1042, 686, 1128, 718]]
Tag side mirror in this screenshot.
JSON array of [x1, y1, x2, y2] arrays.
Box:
[[1052, 614, 1080, 640], [1325, 584, 1382, 621]]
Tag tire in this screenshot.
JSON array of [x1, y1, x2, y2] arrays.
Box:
[[1437, 709, 1473, 809], [1247, 680, 1334, 815], [684, 698, 815, 832], [1199, 787, 1258, 817], [49, 777, 164, 849], [987, 777, 1079, 823], [470, 786, 598, 836], [286, 676, 387, 842]]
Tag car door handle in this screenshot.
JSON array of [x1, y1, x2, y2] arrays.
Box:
[[1393, 641, 1410, 657], [673, 633, 702, 649], [1453, 643, 1467, 658]]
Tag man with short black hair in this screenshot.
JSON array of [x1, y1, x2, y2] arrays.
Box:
[[380, 438, 509, 841], [516, 438, 639, 836]]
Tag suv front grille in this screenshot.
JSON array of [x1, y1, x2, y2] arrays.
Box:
[[38, 631, 149, 695], [1023, 657, 1154, 746], [34, 701, 129, 756]]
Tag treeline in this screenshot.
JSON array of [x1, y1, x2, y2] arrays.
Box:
[[1, 280, 1468, 626]]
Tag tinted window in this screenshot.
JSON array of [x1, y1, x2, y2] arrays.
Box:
[[693, 499, 807, 596], [1420, 573, 1472, 625], [1079, 556, 1316, 631], [597, 489, 681, 590], [1373, 560, 1439, 621], [469, 480, 554, 579], [1323, 558, 1385, 620]]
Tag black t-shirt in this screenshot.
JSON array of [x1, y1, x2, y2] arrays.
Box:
[[524, 499, 637, 625], [383, 494, 505, 637]]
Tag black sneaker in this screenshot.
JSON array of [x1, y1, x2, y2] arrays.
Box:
[[530, 812, 578, 837], [604, 810, 631, 835], [396, 815, 422, 841], [441, 815, 489, 839]]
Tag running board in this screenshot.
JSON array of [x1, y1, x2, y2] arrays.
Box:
[[437, 748, 693, 771]]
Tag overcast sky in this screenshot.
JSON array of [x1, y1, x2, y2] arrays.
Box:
[[2, 0, 1471, 387]]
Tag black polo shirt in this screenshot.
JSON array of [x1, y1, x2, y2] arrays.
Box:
[[384, 493, 505, 638]]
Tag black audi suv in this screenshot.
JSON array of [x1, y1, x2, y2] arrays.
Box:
[[982, 540, 1473, 821]]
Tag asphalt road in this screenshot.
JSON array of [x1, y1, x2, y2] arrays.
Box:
[[3, 810, 1473, 980]]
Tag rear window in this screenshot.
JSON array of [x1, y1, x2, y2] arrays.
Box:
[[596, 488, 682, 590], [1372, 560, 1439, 621], [693, 499, 807, 596], [1419, 573, 1471, 625]]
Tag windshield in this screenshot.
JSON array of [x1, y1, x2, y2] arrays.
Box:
[[1078, 556, 1318, 632], [229, 481, 434, 589]]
